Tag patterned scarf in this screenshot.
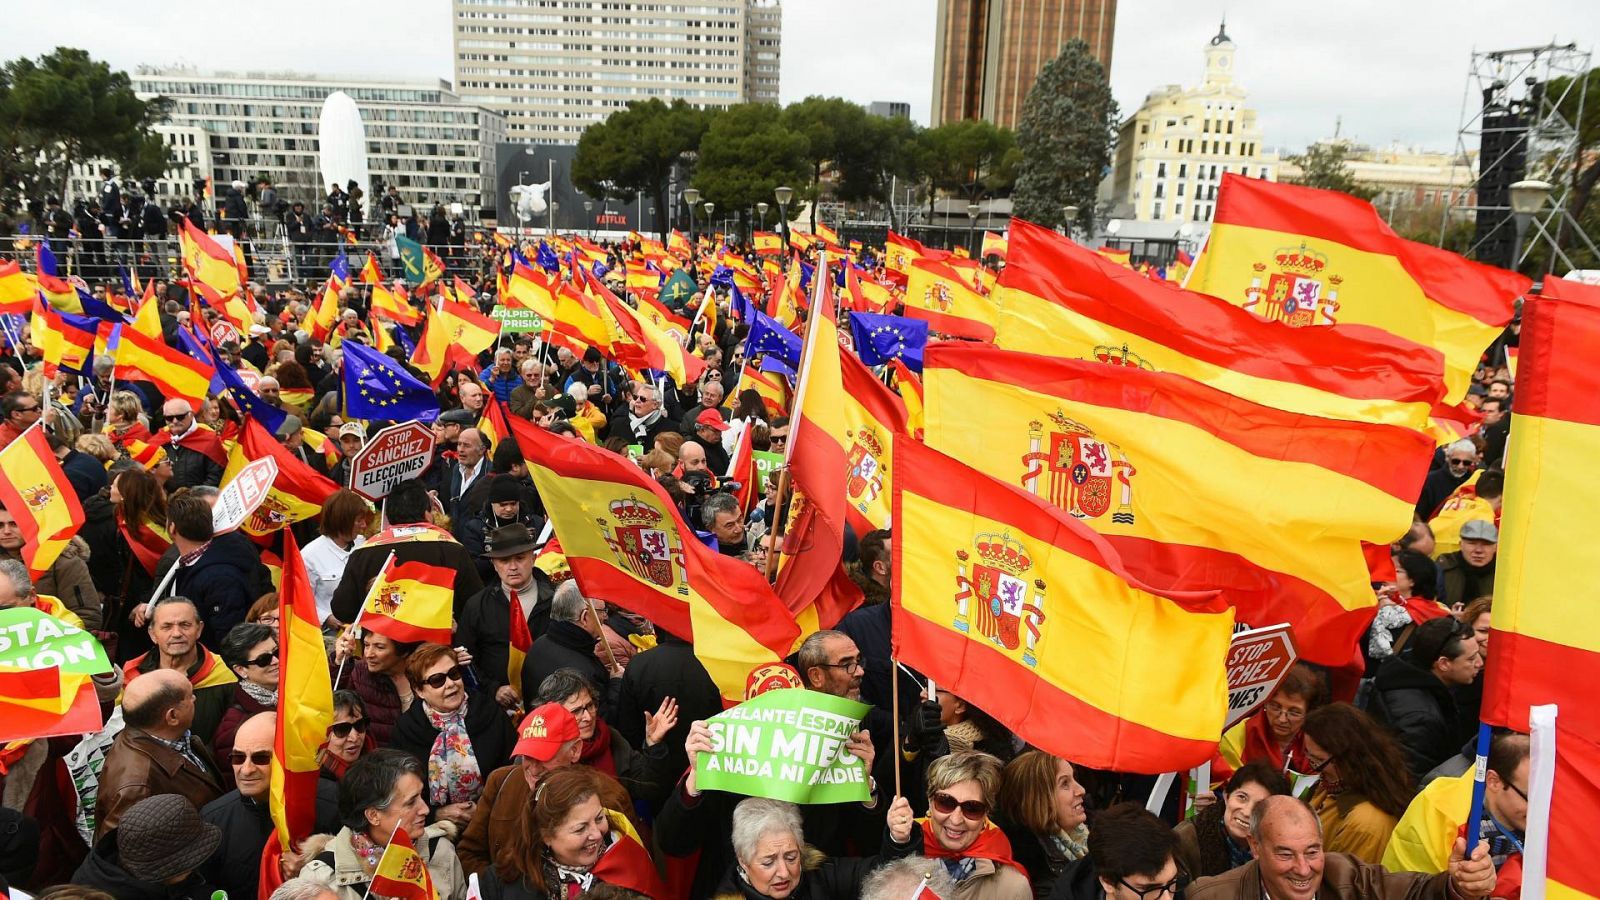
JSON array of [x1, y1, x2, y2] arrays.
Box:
[[240, 680, 278, 708], [424, 702, 483, 806]]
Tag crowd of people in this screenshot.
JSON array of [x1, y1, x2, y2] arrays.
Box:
[[0, 199, 1527, 900]]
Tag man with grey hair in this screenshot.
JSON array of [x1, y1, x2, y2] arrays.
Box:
[[0, 558, 35, 610], [510, 357, 550, 418], [701, 491, 746, 557], [1416, 438, 1480, 519], [269, 877, 339, 900], [861, 857, 958, 900], [1189, 795, 1498, 900], [522, 581, 617, 710]]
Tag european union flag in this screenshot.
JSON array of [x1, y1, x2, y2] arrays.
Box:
[[208, 344, 287, 434], [343, 340, 441, 422], [592, 260, 610, 280], [744, 309, 801, 370], [709, 265, 734, 290], [729, 284, 752, 321], [848, 310, 928, 372], [758, 354, 796, 378], [536, 241, 560, 273], [330, 248, 351, 285]]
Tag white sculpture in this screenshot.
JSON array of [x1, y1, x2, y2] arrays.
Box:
[[509, 182, 550, 223], [317, 91, 370, 196]]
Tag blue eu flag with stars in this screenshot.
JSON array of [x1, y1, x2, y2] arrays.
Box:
[[343, 341, 441, 422], [744, 308, 802, 370], [848, 310, 928, 372]]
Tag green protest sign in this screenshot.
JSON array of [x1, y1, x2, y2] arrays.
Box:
[[626, 444, 645, 461], [490, 306, 545, 333], [696, 688, 872, 804], [0, 608, 113, 675], [752, 451, 783, 496]]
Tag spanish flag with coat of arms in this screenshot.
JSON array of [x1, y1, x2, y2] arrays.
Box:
[[369, 826, 439, 900], [892, 439, 1234, 772], [359, 557, 455, 645], [922, 343, 1433, 666], [0, 424, 86, 577], [222, 418, 340, 536], [1186, 173, 1528, 403]]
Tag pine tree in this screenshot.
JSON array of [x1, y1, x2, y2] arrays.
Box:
[[1012, 39, 1118, 232]]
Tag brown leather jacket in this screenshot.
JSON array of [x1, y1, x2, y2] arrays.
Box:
[[455, 763, 530, 877], [94, 727, 224, 840], [1188, 852, 1457, 900]]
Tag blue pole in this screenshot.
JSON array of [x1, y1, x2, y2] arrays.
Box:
[[1463, 721, 1493, 853]]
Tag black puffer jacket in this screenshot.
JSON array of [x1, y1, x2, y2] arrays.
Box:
[[1366, 656, 1462, 781], [166, 441, 224, 492], [174, 529, 266, 647], [614, 631, 724, 784], [73, 829, 223, 900]]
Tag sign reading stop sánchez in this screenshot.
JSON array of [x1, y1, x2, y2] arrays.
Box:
[[349, 421, 436, 501], [1224, 624, 1298, 730]]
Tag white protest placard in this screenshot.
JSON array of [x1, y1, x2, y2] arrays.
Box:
[[213, 457, 278, 535], [349, 421, 436, 501]]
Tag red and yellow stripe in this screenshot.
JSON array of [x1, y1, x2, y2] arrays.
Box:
[[0, 425, 87, 577], [111, 325, 214, 408], [904, 258, 996, 342], [360, 559, 455, 645], [892, 440, 1234, 773], [267, 533, 335, 879]]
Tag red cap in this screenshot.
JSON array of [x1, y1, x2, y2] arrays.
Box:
[[512, 702, 580, 762], [695, 408, 730, 432]]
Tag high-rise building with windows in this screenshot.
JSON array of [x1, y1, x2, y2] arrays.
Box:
[[931, 0, 1116, 129], [125, 69, 506, 212], [452, 0, 783, 144], [1109, 22, 1279, 224]]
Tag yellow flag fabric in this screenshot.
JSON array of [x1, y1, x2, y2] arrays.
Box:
[[0, 424, 87, 577]]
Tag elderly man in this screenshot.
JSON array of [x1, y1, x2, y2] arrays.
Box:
[[702, 492, 747, 557], [160, 398, 225, 490], [1416, 439, 1479, 520], [457, 523, 551, 709], [122, 595, 239, 744], [95, 669, 226, 839], [455, 703, 582, 876], [458, 379, 487, 416], [509, 357, 551, 417], [200, 713, 339, 900], [444, 426, 492, 528], [1187, 796, 1499, 900], [605, 381, 672, 444], [796, 629, 902, 808], [75, 793, 223, 898], [679, 380, 728, 435], [692, 408, 732, 474], [256, 375, 284, 409], [480, 347, 521, 402], [521, 581, 618, 706]]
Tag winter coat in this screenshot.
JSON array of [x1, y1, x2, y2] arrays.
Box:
[[124, 647, 239, 746], [59, 447, 109, 502], [455, 581, 551, 699], [614, 632, 724, 785], [165, 439, 224, 491], [94, 727, 225, 841], [1310, 788, 1399, 865], [1049, 855, 1101, 900], [836, 593, 922, 716], [1188, 852, 1455, 900], [300, 823, 467, 900], [708, 841, 919, 900], [1436, 552, 1496, 612], [199, 783, 340, 900], [522, 618, 608, 692], [73, 828, 222, 900], [174, 530, 265, 647], [211, 685, 275, 788], [1174, 802, 1253, 880], [346, 659, 407, 747], [458, 505, 544, 586], [479, 367, 521, 403], [456, 764, 529, 878], [390, 691, 515, 799], [8, 537, 103, 631], [1367, 657, 1463, 782], [997, 817, 1085, 900]]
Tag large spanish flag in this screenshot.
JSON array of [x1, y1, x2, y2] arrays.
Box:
[[262, 532, 335, 897], [893, 440, 1234, 772], [0, 424, 87, 577], [222, 418, 339, 536], [439, 296, 501, 368], [587, 270, 706, 387], [904, 257, 997, 342], [923, 343, 1432, 665], [370, 281, 420, 326], [996, 220, 1443, 430], [775, 258, 865, 630], [0, 666, 100, 743], [110, 325, 215, 409], [359, 558, 455, 645], [509, 415, 800, 703], [179, 219, 243, 297], [1187, 174, 1527, 402]]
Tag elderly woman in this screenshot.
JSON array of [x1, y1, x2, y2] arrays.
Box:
[[1219, 662, 1325, 773], [299, 749, 467, 900], [103, 390, 152, 450], [334, 629, 418, 746], [707, 796, 917, 899], [916, 750, 1032, 899], [536, 668, 678, 808], [391, 643, 514, 829], [321, 690, 376, 781], [1173, 761, 1289, 878], [1301, 703, 1415, 863], [214, 622, 280, 778], [478, 767, 655, 899], [934, 687, 1015, 761], [995, 751, 1089, 898]]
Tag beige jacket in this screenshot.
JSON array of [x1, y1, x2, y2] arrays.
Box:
[[300, 823, 469, 900]]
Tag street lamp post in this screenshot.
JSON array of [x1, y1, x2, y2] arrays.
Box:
[[757, 201, 769, 231], [1509, 179, 1552, 273], [583, 200, 594, 240], [774, 185, 793, 246], [704, 202, 716, 242], [683, 188, 701, 240], [1062, 205, 1079, 242], [966, 202, 980, 256]]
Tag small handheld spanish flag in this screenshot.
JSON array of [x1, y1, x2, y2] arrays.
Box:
[[507, 589, 532, 704], [360, 558, 455, 645], [0, 424, 86, 577], [369, 824, 440, 900]]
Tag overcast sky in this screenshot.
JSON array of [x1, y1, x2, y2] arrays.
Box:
[[3, 0, 1596, 153]]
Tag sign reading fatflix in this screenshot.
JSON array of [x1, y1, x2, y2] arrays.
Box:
[[1224, 624, 1298, 729], [695, 688, 872, 804], [0, 608, 113, 675], [490, 307, 545, 333]]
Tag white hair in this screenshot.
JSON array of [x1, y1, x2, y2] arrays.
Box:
[[1446, 439, 1476, 457], [269, 877, 340, 900], [0, 559, 34, 600], [861, 859, 958, 900], [568, 382, 588, 403], [551, 580, 591, 624], [731, 797, 804, 865]]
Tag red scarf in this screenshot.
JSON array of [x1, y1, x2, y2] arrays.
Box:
[[1400, 596, 1451, 627], [917, 818, 1028, 879], [322, 735, 378, 780], [579, 719, 618, 776], [1242, 713, 1309, 772]]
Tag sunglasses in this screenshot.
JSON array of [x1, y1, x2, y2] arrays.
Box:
[[931, 791, 991, 821], [328, 718, 371, 739], [1447, 458, 1476, 468], [421, 666, 465, 689], [230, 750, 273, 766], [244, 648, 279, 668], [12, 405, 39, 414]]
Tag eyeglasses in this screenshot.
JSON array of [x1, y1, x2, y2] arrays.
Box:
[[11, 405, 39, 414], [244, 648, 279, 668], [1116, 874, 1188, 900], [1507, 781, 1529, 802], [565, 699, 598, 718], [1263, 702, 1305, 721], [230, 750, 273, 766], [819, 657, 864, 674], [930, 791, 991, 821], [421, 666, 465, 689], [1305, 752, 1336, 773], [328, 718, 371, 739]]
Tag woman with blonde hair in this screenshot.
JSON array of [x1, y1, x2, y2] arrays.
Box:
[[103, 390, 152, 449], [996, 751, 1089, 898], [76, 432, 118, 465]]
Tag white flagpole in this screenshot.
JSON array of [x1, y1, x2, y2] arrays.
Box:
[[1521, 703, 1559, 900]]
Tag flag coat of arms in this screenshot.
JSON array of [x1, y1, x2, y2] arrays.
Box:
[[904, 258, 997, 342], [996, 220, 1443, 430], [1187, 173, 1527, 402], [892, 440, 1234, 773], [923, 343, 1432, 666], [0, 425, 86, 577], [222, 419, 339, 536], [360, 559, 456, 645]]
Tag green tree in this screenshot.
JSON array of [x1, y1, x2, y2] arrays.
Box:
[[835, 113, 926, 230], [1285, 141, 1377, 201], [572, 98, 715, 241], [691, 103, 809, 239], [0, 47, 171, 221], [782, 96, 897, 231], [1012, 39, 1118, 231], [1547, 68, 1600, 266], [919, 119, 1014, 223]]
